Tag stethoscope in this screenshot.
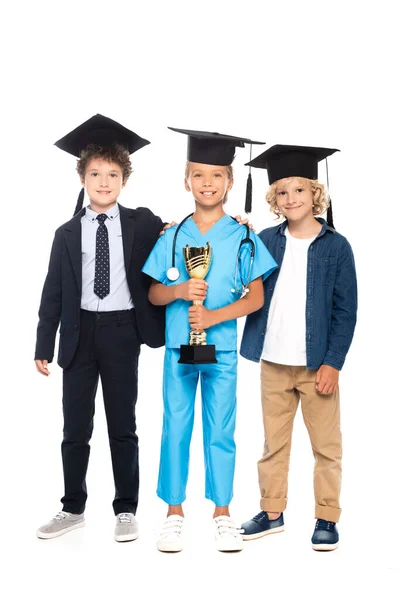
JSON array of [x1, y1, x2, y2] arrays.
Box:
[[166, 213, 255, 298]]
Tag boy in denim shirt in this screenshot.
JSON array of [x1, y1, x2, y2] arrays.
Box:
[[240, 145, 357, 551]]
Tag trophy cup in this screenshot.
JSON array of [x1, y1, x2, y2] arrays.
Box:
[[178, 242, 218, 364]]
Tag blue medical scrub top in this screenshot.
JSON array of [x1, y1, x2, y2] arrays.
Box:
[[142, 215, 277, 350]]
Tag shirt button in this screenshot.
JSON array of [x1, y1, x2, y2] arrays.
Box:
[[73, 324, 79, 331]]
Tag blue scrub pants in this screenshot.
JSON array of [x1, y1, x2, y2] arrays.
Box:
[[157, 349, 238, 506]]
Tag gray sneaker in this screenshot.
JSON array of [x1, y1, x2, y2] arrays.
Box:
[[114, 513, 139, 542], [36, 511, 85, 539]]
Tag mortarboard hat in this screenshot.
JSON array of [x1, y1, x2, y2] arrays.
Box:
[[55, 113, 150, 157], [55, 114, 150, 215], [168, 127, 265, 213], [246, 144, 339, 227]]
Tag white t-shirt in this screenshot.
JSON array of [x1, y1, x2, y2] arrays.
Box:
[[261, 229, 316, 366]]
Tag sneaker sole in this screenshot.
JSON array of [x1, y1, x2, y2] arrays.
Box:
[[157, 542, 183, 552], [312, 542, 339, 551], [36, 521, 85, 539], [242, 525, 285, 541], [216, 543, 244, 552], [115, 532, 139, 542]]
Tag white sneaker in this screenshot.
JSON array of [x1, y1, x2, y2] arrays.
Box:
[[214, 516, 244, 552], [157, 515, 184, 552]]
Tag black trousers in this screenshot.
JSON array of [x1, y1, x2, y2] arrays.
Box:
[[61, 309, 141, 515]]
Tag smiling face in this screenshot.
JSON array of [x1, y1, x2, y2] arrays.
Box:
[[275, 177, 314, 222], [184, 162, 233, 208], [81, 158, 126, 212]]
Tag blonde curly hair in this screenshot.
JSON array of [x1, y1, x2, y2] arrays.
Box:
[[185, 161, 234, 204], [266, 177, 330, 220]]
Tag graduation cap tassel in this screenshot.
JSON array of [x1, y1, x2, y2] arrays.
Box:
[[73, 187, 85, 216], [325, 158, 335, 229], [327, 203, 334, 229], [245, 144, 253, 214], [245, 173, 252, 214]]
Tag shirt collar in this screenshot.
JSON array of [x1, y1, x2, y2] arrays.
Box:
[[84, 203, 120, 223]]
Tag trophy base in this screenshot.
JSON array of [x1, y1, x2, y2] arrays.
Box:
[[178, 344, 218, 364]]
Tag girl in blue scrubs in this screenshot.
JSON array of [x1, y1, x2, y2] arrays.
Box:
[[142, 129, 277, 552]]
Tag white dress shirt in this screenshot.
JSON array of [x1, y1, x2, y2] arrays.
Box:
[[80, 204, 134, 311]]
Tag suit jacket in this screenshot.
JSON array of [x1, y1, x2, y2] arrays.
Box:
[[35, 203, 166, 369]]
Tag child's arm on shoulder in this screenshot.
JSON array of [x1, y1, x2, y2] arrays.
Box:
[[149, 279, 208, 306], [188, 276, 264, 330]]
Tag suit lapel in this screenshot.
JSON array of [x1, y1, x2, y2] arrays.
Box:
[[119, 204, 135, 274], [63, 209, 84, 295]]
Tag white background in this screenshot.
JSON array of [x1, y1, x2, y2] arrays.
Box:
[[1, 1, 399, 598]]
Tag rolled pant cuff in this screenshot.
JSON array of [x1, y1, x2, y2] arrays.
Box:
[[315, 504, 341, 523], [260, 498, 287, 512]]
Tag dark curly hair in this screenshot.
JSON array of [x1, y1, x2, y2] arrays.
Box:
[[77, 143, 133, 182], [73, 144, 133, 215]]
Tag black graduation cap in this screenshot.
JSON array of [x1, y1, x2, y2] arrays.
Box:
[[55, 113, 150, 157], [55, 114, 150, 215], [168, 127, 265, 213], [246, 144, 339, 227]]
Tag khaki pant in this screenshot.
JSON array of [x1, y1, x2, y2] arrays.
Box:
[[258, 360, 342, 522]]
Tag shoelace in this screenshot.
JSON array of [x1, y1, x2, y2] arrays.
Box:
[[54, 511, 70, 521], [316, 519, 335, 531], [215, 517, 242, 536], [252, 511, 270, 523], [160, 517, 184, 538], [117, 513, 133, 524]]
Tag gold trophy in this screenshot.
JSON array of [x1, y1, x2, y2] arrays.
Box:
[[178, 242, 218, 364]]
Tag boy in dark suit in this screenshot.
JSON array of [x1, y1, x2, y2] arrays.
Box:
[[35, 114, 166, 542]]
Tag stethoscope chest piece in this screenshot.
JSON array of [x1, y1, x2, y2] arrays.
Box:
[[167, 212, 194, 282], [167, 267, 180, 282]]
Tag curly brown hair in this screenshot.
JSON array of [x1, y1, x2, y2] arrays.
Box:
[[266, 177, 330, 220], [77, 144, 133, 182], [184, 161, 234, 204]]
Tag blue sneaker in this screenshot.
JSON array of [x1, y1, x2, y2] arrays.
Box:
[[311, 519, 339, 551], [241, 511, 284, 540]]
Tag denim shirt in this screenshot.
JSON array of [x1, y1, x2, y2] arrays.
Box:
[[240, 218, 357, 370]]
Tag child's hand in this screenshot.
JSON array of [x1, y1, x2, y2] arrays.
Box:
[[315, 365, 339, 395], [35, 360, 50, 376], [175, 279, 208, 302], [188, 305, 215, 330], [234, 215, 256, 232], [159, 221, 177, 236]]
